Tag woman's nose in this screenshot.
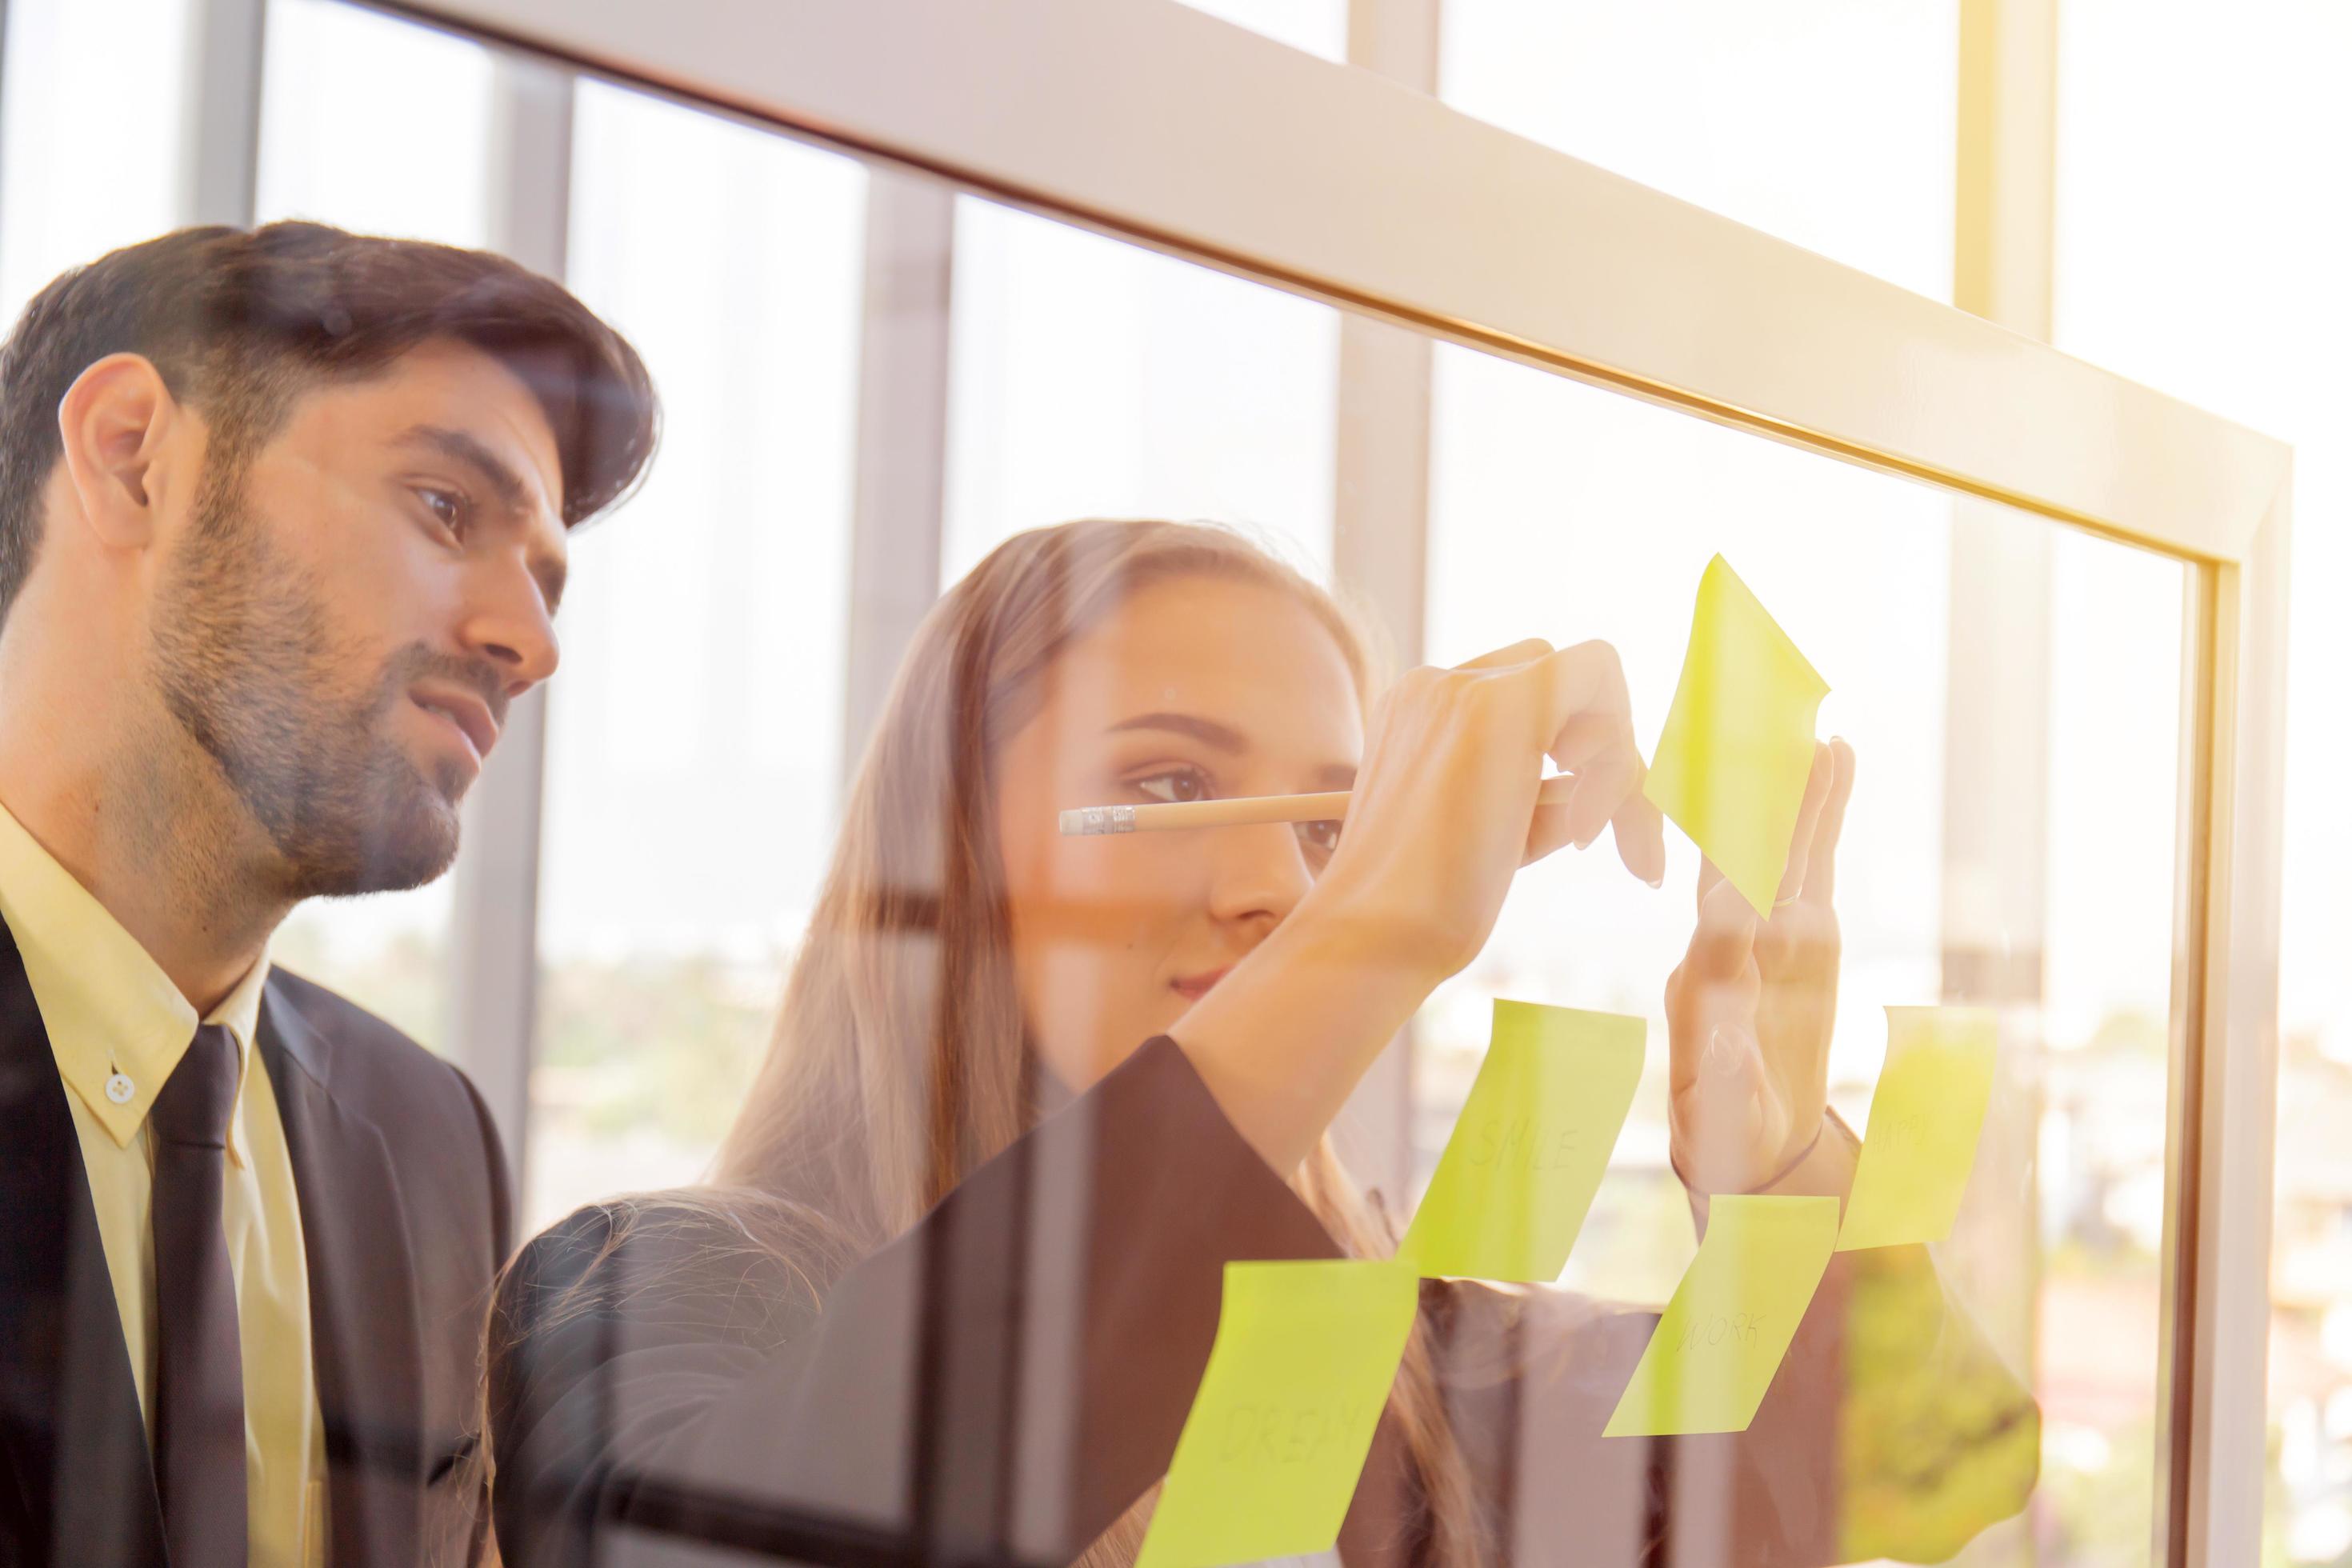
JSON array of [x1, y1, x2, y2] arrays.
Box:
[[1204, 822, 1316, 928]]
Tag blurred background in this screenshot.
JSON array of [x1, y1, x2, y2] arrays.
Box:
[[0, 0, 2341, 1562]]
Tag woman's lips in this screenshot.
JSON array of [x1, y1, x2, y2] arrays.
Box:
[[1170, 966, 1234, 1002]]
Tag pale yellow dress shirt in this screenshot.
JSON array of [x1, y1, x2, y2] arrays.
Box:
[[0, 802, 330, 1567]]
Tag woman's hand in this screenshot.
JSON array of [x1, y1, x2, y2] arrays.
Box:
[[1665, 738, 1855, 1195], [1171, 638, 1666, 1173], [1299, 637, 1668, 989]]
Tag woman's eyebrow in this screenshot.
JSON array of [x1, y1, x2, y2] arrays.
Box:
[[1106, 712, 1248, 753]]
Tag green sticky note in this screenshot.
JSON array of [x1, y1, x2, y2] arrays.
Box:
[[1642, 554, 1830, 915], [1836, 1007, 1998, 1252], [1603, 1194, 1839, 1437], [1400, 1000, 1644, 1282], [1137, 1258, 1418, 1568]]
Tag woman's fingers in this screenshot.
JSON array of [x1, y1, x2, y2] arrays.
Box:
[[1798, 738, 1857, 907], [1454, 637, 1554, 672], [1524, 800, 1578, 866], [1685, 866, 1761, 982], [1610, 787, 1668, 887], [1771, 742, 1836, 906], [1560, 744, 1636, 851], [1695, 852, 1726, 913], [1542, 706, 1666, 884], [1521, 641, 1658, 882], [1531, 640, 1634, 731]]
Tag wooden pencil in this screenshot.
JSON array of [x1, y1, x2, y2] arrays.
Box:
[[1058, 774, 1581, 835]]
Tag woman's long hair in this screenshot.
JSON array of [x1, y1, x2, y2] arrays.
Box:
[[490, 519, 1486, 1567]]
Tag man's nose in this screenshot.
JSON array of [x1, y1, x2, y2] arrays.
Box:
[[460, 561, 560, 693]]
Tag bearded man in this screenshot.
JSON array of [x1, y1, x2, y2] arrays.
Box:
[[0, 222, 657, 1567]]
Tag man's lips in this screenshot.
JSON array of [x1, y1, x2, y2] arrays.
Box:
[[409, 686, 500, 766], [1170, 966, 1234, 1002]]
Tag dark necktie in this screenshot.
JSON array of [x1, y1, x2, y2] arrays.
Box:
[[149, 1022, 247, 1564]]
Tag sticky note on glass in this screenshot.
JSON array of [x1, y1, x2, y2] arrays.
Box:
[[1136, 1258, 1418, 1568], [1603, 1194, 1838, 1437], [1836, 1006, 1998, 1252], [1642, 555, 1830, 915], [1399, 1001, 1643, 1282]]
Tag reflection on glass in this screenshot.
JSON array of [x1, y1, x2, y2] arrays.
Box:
[[486, 507, 2042, 1566], [945, 197, 1338, 586], [1440, 0, 1957, 299], [527, 79, 865, 1230], [1422, 339, 2182, 1565]]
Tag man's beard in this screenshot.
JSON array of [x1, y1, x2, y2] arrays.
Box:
[[148, 467, 503, 898]]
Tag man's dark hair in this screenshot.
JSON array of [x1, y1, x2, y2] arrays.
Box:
[[0, 220, 658, 624]]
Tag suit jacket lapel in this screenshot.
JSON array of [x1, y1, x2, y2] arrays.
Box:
[[258, 985, 426, 1568], [0, 927, 166, 1567]]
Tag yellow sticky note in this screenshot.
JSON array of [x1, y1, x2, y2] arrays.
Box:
[[1603, 1194, 1839, 1438], [1400, 1000, 1643, 1282], [1836, 1006, 1998, 1252], [1642, 555, 1830, 914], [1137, 1259, 1418, 1568]]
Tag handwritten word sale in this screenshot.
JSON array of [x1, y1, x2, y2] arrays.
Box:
[[1462, 1117, 1580, 1171]]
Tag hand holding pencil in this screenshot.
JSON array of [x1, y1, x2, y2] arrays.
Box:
[[1161, 634, 1664, 1170], [1132, 638, 1666, 986]]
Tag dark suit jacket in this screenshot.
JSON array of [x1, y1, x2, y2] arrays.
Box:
[[0, 924, 514, 1568], [488, 1038, 2038, 1568]]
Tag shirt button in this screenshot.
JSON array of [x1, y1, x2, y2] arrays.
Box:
[[105, 1074, 135, 1105]]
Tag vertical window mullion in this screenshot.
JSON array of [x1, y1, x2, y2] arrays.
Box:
[[442, 48, 574, 1180]]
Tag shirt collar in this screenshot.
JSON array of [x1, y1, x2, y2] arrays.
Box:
[[0, 798, 272, 1162]]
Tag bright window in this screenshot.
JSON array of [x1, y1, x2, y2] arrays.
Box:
[[2050, 2, 2352, 1561], [528, 79, 866, 1230], [944, 198, 1338, 587], [0, 0, 193, 330], [1439, 0, 1958, 300]]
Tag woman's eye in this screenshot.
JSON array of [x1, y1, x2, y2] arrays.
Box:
[[1298, 818, 1343, 860], [1133, 768, 1210, 804]]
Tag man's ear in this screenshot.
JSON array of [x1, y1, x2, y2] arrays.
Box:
[[54, 353, 184, 550]]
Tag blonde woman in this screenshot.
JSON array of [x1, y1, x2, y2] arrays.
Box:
[[485, 520, 2037, 1567]]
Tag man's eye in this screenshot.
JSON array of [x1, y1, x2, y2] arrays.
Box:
[[1133, 768, 1210, 804], [417, 487, 466, 533], [1298, 819, 1343, 859]]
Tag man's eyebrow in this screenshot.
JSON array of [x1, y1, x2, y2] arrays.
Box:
[[1106, 712, 1249, 753], [1311, 763, 1358, 791], [395, 424, 535, 517], [395, 422, 567, 614]]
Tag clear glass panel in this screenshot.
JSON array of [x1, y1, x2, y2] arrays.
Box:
[[250, 0, 502, 1044], [254, 0, 498, 245], [1422, 338, 2185, 1564], [1438, 0, 1958, 299], [2051, 3, 2350, 1561], [527, 80, 865, 1230], [945, 197, 1338, 586], [0, 0, 194, 324]]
